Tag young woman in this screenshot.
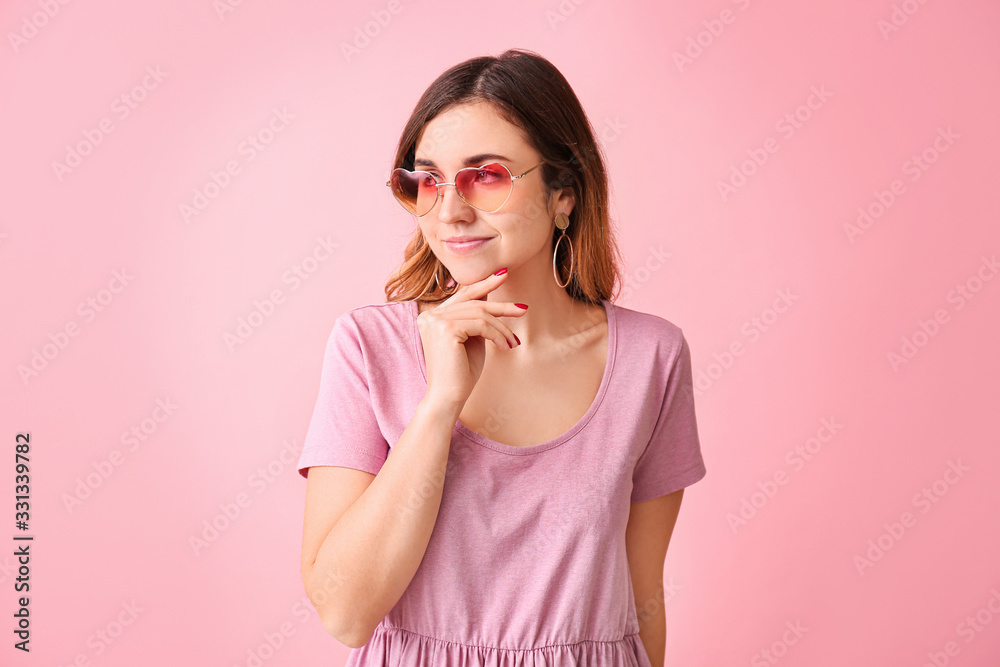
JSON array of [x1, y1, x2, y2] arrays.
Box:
[[297, 48, 706, 667]]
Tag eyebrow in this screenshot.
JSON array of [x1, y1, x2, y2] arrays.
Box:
[[413, 153, 512, 168]]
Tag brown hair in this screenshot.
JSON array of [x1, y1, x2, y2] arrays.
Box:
[[383, 48, 623, 306]]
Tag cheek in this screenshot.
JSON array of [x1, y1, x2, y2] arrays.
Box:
[[495, 215, 552, 251], [513, 188, 552, 222], [417, 220, 434, 240]]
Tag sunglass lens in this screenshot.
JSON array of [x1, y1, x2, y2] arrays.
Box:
[[457, 164, 512, 212], [391, 169, 439, 216]]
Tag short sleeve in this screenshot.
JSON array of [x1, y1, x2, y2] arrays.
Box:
[[631, 333, 707, 503], [296, 313, 389, 478]]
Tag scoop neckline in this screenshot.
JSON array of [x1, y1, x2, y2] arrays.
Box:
[[409, 297, 617, 455]]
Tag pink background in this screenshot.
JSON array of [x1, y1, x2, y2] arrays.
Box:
[[3, 0, 999, 665]]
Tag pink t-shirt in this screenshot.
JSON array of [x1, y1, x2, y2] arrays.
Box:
[[297, 298, 707, 667]]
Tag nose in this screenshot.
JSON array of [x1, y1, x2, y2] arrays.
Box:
[[435, 182, 473, 222]]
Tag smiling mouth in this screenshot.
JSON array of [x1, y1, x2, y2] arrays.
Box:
[[443, 238, 493, 253]]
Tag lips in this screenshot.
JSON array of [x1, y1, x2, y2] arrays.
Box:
[[443, 237, 493, 253]]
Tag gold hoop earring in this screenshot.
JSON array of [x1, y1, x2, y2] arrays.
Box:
[[433, 265, 458, 295], [552, 212, 573, 289]]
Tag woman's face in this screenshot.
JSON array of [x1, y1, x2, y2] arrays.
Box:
[[412, 100, 574, 286]]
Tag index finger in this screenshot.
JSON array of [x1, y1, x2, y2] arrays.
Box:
[[439, 267, 508, 308]]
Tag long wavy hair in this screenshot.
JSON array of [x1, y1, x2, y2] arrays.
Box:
[[384, 48, 623, 306]]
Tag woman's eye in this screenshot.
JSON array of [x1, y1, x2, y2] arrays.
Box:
[[476, 168, 503, 183]]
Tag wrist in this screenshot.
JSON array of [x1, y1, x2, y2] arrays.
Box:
[[417, 395, 464, 425]]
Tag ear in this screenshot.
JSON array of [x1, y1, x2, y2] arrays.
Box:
[[550, 186, 577, 218]]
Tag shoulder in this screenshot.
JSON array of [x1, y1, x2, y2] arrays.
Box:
[[323, 301, 415, 362], [332, 300, 414, 336], [608, 301, 688, 356]]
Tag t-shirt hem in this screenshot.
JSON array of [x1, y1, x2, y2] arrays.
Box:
[[297, 446, 385, 478], [630, 460, 707, 503]]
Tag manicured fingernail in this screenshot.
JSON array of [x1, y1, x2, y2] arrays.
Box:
[[493, 267, 508, 276], [514, 303, 528, 309], [513, 333, 521, 345]]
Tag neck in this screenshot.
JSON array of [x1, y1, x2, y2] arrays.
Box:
[[484, 247, 600, 345]]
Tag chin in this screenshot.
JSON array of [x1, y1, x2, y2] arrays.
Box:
[[443, 264, 493, 286], [446, 270, 483, 286]]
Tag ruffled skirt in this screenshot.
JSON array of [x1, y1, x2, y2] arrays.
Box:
[[345, 624, 652, 667]]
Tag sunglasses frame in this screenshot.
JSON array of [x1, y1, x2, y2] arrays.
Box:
[[386, 161, 546, 217]]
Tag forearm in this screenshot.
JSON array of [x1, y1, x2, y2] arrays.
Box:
[[637, 604, 666, 667], [305, 397, 459, 645]]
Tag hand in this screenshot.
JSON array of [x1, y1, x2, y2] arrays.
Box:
[[415, 269, 528, 414]]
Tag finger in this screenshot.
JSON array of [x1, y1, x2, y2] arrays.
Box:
[[434, 299, 529, 321], [470, 310, 521, 348], [440, 268, 508, 307], [461, 318, 517, 350]]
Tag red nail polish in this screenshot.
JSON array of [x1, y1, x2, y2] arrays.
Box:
[[513, 333, 521, 345], [514, 303, 528, 309], [493, 267, 508, 276]]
